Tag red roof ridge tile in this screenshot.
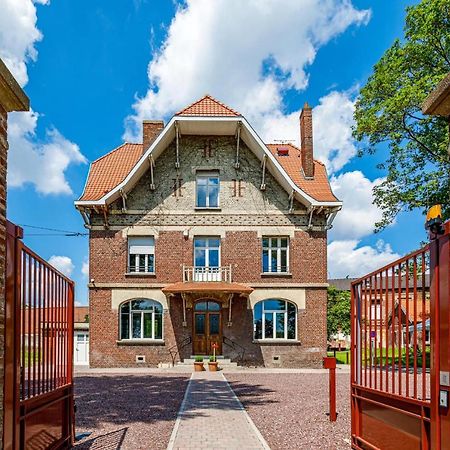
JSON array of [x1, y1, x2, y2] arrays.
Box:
[[175, 94, 241, 116]]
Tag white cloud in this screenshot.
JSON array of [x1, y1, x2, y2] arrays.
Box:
[[312, 90, 357, 173], [81, 260, 89, 278], [0, 0, 48, 87], [0, 0, 86, 195], [258, 90, 357, 173], [8, 110, 86, 194], [48, 255, 74, 277], [123, 0, 371, 141], [328, 239, 400, 278], [330, 170, 387, 241]]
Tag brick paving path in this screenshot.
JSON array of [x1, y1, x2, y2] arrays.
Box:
[[167, 372, 270, 450]]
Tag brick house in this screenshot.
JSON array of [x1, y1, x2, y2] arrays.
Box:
[[75, 95, 341, 368]]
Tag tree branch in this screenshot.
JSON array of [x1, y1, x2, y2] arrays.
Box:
[[402, 112, 445, 162]]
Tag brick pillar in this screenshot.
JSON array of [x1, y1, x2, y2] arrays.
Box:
[[143, 120, 164, 152], [300, 102, 314, 179], [0, 58, 29, 448]]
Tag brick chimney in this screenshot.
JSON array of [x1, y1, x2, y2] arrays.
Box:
[[300, 102, 314, 178], [142, 120, 164, 152]]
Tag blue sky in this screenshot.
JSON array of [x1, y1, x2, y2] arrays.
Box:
[[1, 0, 426, 304]]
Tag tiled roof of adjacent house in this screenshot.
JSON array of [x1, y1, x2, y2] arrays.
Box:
[[266, 143, 339, 203], [175, 95, 240, 116], [79, 143, 143, 201]]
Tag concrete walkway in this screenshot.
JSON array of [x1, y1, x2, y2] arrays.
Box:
[[167, 371, 270, 450]]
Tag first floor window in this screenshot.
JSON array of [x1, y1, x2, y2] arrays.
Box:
[[120, 299, 163, 340], [262, 237, 289, 273], [128, 237, 155, 273], [253, 299, 296, 340]]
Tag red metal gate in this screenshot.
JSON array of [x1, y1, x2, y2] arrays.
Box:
[[4, 222, 75, 449], [351, 224, 450, 449]]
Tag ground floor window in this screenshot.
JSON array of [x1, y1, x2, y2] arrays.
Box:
[[254, 299, 296, 340], [120, 299, 163, 340]]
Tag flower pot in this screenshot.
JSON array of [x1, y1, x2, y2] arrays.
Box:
[[208, 361, 219, 372], [194, 362, 204, 372]]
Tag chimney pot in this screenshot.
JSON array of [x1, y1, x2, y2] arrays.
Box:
[[300, 103, 314, 178], [142, 120, 164, 153]]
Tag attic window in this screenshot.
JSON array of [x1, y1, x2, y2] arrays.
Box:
[[277, 146, 289, 156]]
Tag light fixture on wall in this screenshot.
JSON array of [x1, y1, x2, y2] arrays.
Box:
[[183, 229, 189, 239]]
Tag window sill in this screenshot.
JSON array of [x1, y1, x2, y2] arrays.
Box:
[[253, 339, 301, 345], [194, 207, 222, 211], [117, 339, 165, 346], [260, 272, 292, 277], [125, 272, 156, 277]]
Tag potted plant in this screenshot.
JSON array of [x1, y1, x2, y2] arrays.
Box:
[[208, 343, 219, 371], [208, 355, 219, 371], [194, 356, 204, 372]]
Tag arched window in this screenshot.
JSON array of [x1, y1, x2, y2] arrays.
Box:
[[120, 299, 163, 340], [253, 299, 296, 340]]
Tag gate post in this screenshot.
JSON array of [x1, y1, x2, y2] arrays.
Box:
[[323, 356, 337, 421], [4, 222, 23, 450], [430, 222, 450, 449]]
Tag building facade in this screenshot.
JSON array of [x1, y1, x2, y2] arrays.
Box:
[[75, 96, 341, 368]]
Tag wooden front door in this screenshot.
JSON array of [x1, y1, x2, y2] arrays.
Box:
[[193, 300, 222, 355]]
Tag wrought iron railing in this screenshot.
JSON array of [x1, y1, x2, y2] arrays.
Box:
[[168, 336, 192, 366], [223, 336, 245, 363], [183, 265, 232, 282]]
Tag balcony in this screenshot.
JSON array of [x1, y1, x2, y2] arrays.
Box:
[[183, 265, 232, 282]]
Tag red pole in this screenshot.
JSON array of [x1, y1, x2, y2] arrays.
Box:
[[323, 356, 337, 421]]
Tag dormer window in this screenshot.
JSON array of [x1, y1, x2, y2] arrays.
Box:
[[196, 172, 219, 208], [277, 146, 290, 156]]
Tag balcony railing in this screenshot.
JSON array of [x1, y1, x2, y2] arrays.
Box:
[[183, 265, 232, 282]]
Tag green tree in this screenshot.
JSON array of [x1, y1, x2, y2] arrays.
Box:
[[353, 0, 450, 231], [327, 287, 351, 340]]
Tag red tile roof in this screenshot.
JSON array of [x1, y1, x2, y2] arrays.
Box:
[[176, 95, 240, 116], [79, 143, 143, 201], [266, 143, 339, 203], [79, 141, 338, 203], [75, 306, 89, 323]]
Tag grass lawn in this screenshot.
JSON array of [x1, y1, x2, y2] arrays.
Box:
[[328, 346, 431, 368]]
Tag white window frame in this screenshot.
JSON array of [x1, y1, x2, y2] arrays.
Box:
[[196, 173, 220, 208], [119, 299, 164, 341], [262, 237, 289, 273], [193, 237, 221, 281], [128, 237, 155, 274], [254, 300, 297, 341]]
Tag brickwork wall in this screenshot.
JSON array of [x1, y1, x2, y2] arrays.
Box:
[[89, 229, 325, 285], [89, 290, 192, 367], [0, 104, 6, 443], [90, 288, 327, 368], [88, 134, 329, 368]]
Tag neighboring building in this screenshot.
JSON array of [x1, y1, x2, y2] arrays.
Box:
[[21, 305, 90, 366], [329, 276, 431, 350], [75, 95, 342, 368], [74, 306, 89, 365]]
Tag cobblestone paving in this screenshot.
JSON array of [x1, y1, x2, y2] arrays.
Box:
[[168, 372, 270, 450]]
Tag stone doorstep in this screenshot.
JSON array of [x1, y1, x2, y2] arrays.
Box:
[[177, 358, 238, 368]]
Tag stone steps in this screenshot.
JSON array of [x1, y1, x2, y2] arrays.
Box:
[[176, 356, 238, 368]]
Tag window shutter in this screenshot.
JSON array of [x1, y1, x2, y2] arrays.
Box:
[[129, 237, 155, 254]]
